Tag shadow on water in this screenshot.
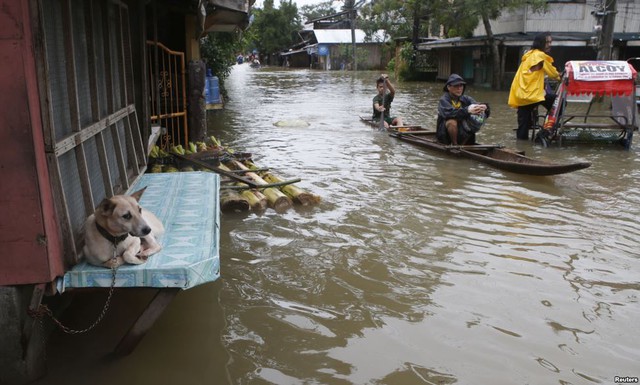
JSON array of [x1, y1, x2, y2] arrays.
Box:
[[38, 65, 640, 385]]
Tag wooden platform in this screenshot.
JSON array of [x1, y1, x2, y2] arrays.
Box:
[[59, 172, 220, 291], [56, 171, 221, 354]]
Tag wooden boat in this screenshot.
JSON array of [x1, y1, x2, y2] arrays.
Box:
[[389, 130, 591, 176], [359, 116, 423, 131]]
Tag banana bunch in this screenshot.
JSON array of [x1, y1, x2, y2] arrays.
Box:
[[150, 145, 160, 158], [150, 145, 171, 158], [209, 136, 222, 148], [150, 164, 164, 173], [185, 142, 197, 154], [196, 141, 208, 152], [170, 145, 186, 155]]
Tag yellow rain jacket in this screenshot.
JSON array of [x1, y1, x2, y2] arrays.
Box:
[[508, 49, 560, 108]]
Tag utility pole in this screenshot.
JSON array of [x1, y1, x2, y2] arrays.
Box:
[[595, 0, 617, 60], [344, 0, 357, 71]]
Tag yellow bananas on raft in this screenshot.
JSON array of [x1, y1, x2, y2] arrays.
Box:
[[150, 164, 164, 173], [170, 145, 186, 155], [149, 145, 160, 158], [183, 142, 198, 154], [209, 136, 221, 148], [196, 141, 208, 152]]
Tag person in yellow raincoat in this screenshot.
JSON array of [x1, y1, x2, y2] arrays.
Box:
[[508, 33, 560, 140]]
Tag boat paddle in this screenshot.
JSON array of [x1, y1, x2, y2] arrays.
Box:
[[379, 75, 387, 131]]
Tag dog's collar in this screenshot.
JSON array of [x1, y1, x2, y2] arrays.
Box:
[[95, 222, 129, 245]]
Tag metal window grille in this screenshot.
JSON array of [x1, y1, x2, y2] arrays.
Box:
[[35, 0, 145, 266]]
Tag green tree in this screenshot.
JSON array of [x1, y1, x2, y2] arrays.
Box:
[[357, 0, 433, 77], [300, 1, 337, 22], [200, 31, 247, 99], [248, 0, 302, 62], [429, 0, 478, 38], [358, 0, 408, 41]]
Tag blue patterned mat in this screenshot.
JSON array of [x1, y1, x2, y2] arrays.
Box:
[[57, 172, 220, 292]]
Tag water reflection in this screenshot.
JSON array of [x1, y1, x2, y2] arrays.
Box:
[[39, 65, 640, 385]]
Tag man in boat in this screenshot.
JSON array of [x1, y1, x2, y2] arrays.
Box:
[[437, 74, 489, 145], [508, 32, 560, 140], [373, 74, 404, 129]]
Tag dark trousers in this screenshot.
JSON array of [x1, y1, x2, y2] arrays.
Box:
[[516, 95, 555, 140], [436, 119, 475, 145]]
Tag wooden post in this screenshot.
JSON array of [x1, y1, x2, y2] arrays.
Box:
[[188, 60, 207, 142], [114, 289, 180, 356], [596, 0, 617, 60]]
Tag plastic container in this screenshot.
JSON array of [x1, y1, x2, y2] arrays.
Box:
[[206, 69, 221, 104], [204, 69, 211, 102]]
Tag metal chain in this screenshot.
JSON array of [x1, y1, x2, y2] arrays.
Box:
[[28, 246, 119, 335]]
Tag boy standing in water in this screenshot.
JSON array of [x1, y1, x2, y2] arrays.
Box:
[[372, 75, 404, 129]]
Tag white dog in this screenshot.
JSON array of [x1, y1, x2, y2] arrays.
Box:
[[82, 187, 164, 268]]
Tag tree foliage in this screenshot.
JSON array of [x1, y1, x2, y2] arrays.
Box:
[[248, 0, 302, 59], [200, 32, 247, 99], [299, 1, 338, 23], [428, 0, 478, 38], [358, 0, 410, 41]]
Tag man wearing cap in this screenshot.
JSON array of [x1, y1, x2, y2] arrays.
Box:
[[437, 74, 489, 145]]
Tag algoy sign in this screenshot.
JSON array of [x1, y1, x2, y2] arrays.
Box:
[[570, 61, 634, 81]]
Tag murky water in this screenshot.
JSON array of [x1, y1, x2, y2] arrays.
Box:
[[39, 65, 640, 385]]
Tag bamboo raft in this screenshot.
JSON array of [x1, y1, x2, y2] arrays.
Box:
[[149, 137, 321, 213]]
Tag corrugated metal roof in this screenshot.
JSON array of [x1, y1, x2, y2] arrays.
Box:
[[313, 29, 388, 44]]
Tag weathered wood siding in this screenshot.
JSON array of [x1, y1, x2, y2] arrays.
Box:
[[0, 0, 64, 285]]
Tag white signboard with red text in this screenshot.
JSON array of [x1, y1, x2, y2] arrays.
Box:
[[565, 60, 637, 96], [570, 61, 634, 81]]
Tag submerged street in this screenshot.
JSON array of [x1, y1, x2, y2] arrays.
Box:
[[39, 64, 640, 385]]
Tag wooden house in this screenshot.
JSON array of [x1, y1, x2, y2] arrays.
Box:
[[281, 26, 391, 70], [0, 1, 250, 384]]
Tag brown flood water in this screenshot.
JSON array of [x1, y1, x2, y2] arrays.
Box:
[[36, 65, 640, 385]]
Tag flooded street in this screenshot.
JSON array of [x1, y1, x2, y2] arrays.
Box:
[[39, 65, 640, 385]]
